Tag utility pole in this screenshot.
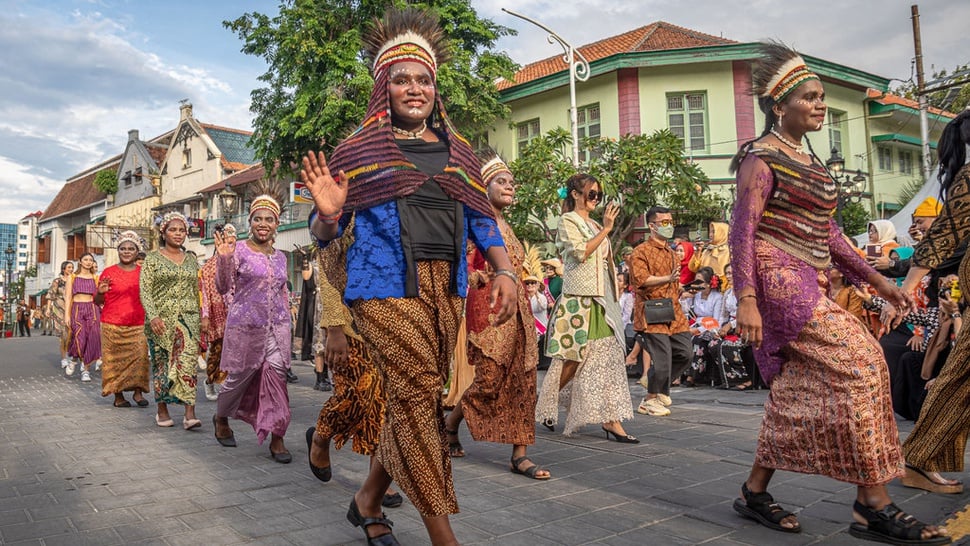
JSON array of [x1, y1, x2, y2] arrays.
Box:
[[911, 4, 932, 183]]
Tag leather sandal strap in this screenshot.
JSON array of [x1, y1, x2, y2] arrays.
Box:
[[361, 516, 393, 530]]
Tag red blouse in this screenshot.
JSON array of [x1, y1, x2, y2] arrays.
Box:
[[99, 265, 146, 326]]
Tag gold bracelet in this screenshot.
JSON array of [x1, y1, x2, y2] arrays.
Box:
[[494, 269, 518, 282], [738, 294, 757, 302]]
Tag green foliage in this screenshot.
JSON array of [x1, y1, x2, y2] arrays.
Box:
[[896, 177, 927, 209], [507, 129, 719, 255], [224, 0, 517, 171], [93, 169, 118, 194], [893, 64, 970, 112], [840, 201, 870, 238]]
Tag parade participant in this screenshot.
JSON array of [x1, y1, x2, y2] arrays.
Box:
[[64, 253, 101, 382], [535, 173, 637, 441], [199, 224, 236, 401], [728, 42, 947, 544], [51, 261, 75, 370], [306, 215, 402, 506], [140, 212, 202, 430], [212, 183, 292, 463], [97, 232, 149, 408], [443, 154, 550, 480], [629, 206, 692, 416], [899, 110, 970, 497], [301, 7, 517, 544]]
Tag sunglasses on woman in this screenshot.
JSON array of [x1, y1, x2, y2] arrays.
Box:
[[585, 190, 603, 202]]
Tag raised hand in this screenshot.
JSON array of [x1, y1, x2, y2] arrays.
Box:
[[300, 151, 348, 217], [602, 202, 620, 232], [214, 230, 234, 256]]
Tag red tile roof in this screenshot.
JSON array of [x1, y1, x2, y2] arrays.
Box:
[[199, 163, 265, 194], [40, 159, 119, 221], [498, 21, 734, 90], [866, 89, 956, 119]]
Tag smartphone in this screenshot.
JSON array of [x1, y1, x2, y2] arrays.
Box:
[[865, 244, 883, 258]]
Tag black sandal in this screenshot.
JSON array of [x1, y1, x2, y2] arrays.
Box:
[[347, 497, 399, 546], [849, 500, 951, 545], [733, 482, 801, 533], [445, 428, 465, 458], [541, 418, 555, 432], [510, 456, 550, 480]]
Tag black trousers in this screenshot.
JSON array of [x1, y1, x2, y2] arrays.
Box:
[[636, 331, 691, 395]]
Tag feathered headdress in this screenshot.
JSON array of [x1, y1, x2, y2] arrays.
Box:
[[752, 41, 819, 104], [522, 242, 543, 283], [364, 7, 450, 79], [476, 147, 513, 187], [249, 174, 287, 221], [326, 7, 493, 219]]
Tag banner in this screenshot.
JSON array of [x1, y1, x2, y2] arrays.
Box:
[[291, 182, 314, 204]]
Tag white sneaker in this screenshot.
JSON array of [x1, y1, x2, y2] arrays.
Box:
[[65, 360, 76, 376], [94, 359, 102, 371], [80, 370, 91, 382], [637, 398, 671, 416], [204, 382, 218, 401], [657, 394, 672, 407], [60, 358, 69, 369]]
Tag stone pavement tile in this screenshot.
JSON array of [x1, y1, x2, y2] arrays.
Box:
[[895, 489, 970, 524], [243, 483, 305, 503], [653, 486, 731, 509], [41, 526, 123, 546], [470, 530, 564, 545], [728, 521, 826, 545], [70, 506, 144, 532], [241, 535, 297, 546], [530, 516, 618, 545], [26, 501, 97, 521], [228, 513, 304, 539], [236, 498, 317, 519], [0, 517, 74, 542], [283, 523, 361, 546], [794, 498, 852, 524], [0, 492, 56, 512], [192, 491, 255, 510], [461, 505, 545, 536], [133, 499, 205, 520], [774, 472, 856, 494], [682, 499, 751, 530], [111, 517, 192, 542], [555, 486, 636, 509], [639, 514, 733, 543], [89, 491, 154, 511], [570, 505, 651, 533], [176, 505, 250, 531], [0, 508, 28, 526], [163, 524, 250, 546], [450, 489, 515, 514]]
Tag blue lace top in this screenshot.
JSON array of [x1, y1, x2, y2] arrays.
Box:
[[311, 203, 504, 302]]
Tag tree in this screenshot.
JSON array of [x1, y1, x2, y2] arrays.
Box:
[[507, 129, 722, 256], [840, 201, 870, 239], [893, 64, 970, 113], [93, 169, 118, 194], [225, 0, 517, 170]]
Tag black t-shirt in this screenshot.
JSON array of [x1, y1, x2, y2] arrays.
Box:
[[397, 138, 459, 262]]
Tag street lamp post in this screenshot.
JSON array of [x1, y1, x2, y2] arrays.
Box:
[[502, 8, 590, 167], [825, 148, 869, 227], [217, 180, 239, 232], [4, 244, 14, 338]]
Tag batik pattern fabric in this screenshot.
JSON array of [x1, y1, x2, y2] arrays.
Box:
[[756, 296, 902, 486], [314, 224, 385, 456], [461, 220, 538, 446], [49, 276, 68, 342], [352, 260, 463, 518], [68, 276, 102, 366], [905, 164, 970, 472], [199, 257, 229, 385], [215, 242, 291, 444], [441, 316, 473, 409], [728, 145, 876, 384], [140, 251, 200, 405]]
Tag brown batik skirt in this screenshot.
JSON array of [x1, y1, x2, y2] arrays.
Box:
[[352, 261, 463, 517], [100, 323, 150, 396], [755, 297, 903, 486], [315, 334, 385, 456]]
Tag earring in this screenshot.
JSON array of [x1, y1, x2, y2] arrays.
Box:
[[777, 112, 784, 129]]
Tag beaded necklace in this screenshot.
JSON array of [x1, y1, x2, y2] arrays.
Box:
[[770, 128, 805, 154], [391, 121, 427, 139]]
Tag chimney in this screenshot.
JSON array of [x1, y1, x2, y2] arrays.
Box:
[[128, 129, 139, 142], [179, 101, 193, 121]]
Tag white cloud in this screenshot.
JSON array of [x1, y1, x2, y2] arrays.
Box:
[[0, 156, 64, 223]]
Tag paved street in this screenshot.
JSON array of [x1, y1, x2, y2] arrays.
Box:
[[0, 335, 967, 545]]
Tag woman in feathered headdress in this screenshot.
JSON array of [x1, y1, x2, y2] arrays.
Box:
[[300, 7, 518, 544], [443, 151, 550, 480], [98, 230, 150, 408], [727, 42, 948, 544], [211, 178, 295, 464]]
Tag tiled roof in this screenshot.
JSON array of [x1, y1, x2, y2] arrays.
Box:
[[498, 21, 734, 90], [40, 159, 119, 221], [199, 163, 265, 194], [201, 123, 257, 166], [866, 89, 956, 119]]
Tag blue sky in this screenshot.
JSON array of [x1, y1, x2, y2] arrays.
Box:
[[0, 0, 966, 223]]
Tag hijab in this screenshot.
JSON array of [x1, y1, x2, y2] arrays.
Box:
[[678, 242, 696, 285], [868, 220, 897, 245]]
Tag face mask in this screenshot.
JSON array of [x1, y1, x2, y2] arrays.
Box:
[[656, 225, 675, 239]]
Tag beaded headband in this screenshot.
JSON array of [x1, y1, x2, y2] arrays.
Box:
[[222, 223, 237, 236], [114, 230, 143, 251], [763, 56, 820, 102], [249, 194, 281, 220], [480, 157, 512, 186], [373, 32, 437, 78], [160, 211, 187, 232]]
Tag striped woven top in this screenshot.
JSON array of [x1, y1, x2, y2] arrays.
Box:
[[752, 145, 839, 269]]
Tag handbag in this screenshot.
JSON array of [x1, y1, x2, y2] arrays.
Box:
[[643, 298, 675, 324]]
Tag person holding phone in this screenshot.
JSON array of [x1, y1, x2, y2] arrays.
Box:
[[535, 173, 636, 441]]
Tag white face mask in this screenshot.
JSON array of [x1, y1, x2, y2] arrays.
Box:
[[655, 225, 675, 239]]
